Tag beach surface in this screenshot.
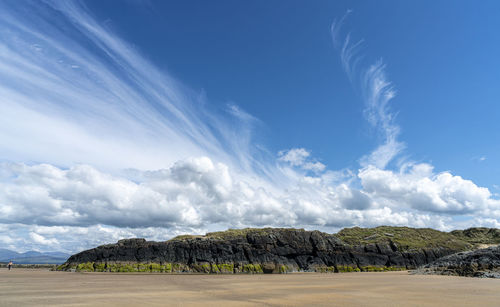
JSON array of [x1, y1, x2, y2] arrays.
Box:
[[1, 269, 499, 306]]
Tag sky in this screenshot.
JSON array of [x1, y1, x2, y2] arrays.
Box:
[[0, 0, 499, 253]]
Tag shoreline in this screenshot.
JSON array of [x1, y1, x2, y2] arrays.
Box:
[[1, 269, 499, 306]]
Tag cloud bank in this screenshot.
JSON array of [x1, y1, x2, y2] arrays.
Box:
[[0, 3, 498, 252], [1, 159, 499, 252]]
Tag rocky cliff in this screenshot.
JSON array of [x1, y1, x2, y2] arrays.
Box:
[[415, 245, 500, 278], [59, 227, 477, 273]]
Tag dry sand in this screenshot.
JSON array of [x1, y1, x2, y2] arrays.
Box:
[[1, 269, 499, 306]]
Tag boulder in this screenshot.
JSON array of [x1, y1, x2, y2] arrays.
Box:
[[415, 245, 500, 278]]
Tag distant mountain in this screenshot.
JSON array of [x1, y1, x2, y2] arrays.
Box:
[[44, 251, 71, 258], [0, 248, 20, 261], [0, 249, 70, 264], [19, 251, 44, 258]]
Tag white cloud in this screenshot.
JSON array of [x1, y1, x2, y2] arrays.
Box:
[[303, 162, 326, 173], [471, 217, 500, 228], [327, 15, 499, 224], [29, 232, 59, 245], [0, 234, 14, 245], [331, 10, 363, 81], [0, 223, 208, 253], [0, 4, 499, 253], [278, 148, 310, 166], [1, 159, 499, 252], [0, 0, 261, 174], [472, 156, 487, 162], [278, 148, 325, 173], [332, 18, 405, 169], [359, 163, 493, 214]]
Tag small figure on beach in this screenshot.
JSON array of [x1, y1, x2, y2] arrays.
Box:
[[8, 261, 13, 270]]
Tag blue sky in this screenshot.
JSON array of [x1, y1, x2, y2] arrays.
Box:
[[87, 0, 500, 188], [0, 0, 499, 252]]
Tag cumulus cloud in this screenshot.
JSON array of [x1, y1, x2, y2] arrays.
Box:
[[0, 160, 310, 229], [278, 148, 326, 173], [0, 223, 207, 253], [359, 163, 494, 214], [0, 4, 499, 253], [329, 14, 499, 222], [29, 232, 59, 246], [279, 148, 310, 166], [2, 159, 499, 252]]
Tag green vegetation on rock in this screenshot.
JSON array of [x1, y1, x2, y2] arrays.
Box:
[[164, 263, 172, 273], [335, 226, 472, 251], [76, 262, 94, 272], [450, 228, 500, 246], [279, 265, 291, 274], [167, 228, 306, 242], [58, 226, 500, 276], [94, 263, 106, 272], [119, 264, 136, 272], [192, 263, 211, 273], [206, 228, 305, 240], [150, 263, 162, 272], [56, 263, 71, 271], [356, 265, 405, 272], [163, 226, 500, 250], [172, 263, 186, 272], [217, 263, 234, 273], [168, 234, 204, 241], [337, 265, 360, 273], [136, 263, 149, 272], [210, 263, 220, 273], [242, 263, 263, 273]]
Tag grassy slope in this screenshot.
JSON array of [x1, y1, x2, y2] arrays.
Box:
[[168, 226, 499, 252], [336, 226, 500, 251], [169, 228, 305, 241], [206, 228, 305, 240], [450, 227, 500, 245], [335, 226, 472, 251]]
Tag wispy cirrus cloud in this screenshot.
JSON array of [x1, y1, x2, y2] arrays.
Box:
[[331, 12, 405, 169], [0, 3, 499, 253], [0, 0, 261, 173], [471, 156, 487, 162]]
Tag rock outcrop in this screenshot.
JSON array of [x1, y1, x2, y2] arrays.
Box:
[[59, 228, 461, 273], [415, 245, 500, 278]]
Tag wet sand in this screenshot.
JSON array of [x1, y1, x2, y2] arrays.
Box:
[[1, 269, 499, 306]]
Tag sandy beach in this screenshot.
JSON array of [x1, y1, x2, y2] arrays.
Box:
[[0, 269, 499, 306]]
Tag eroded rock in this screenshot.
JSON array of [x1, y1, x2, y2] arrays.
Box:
[[415, 245, 500, 278], [60, 228, 460, 273]]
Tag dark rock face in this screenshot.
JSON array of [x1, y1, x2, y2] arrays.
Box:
[[62, 229, 458, 273], [416, 245, 500, 278]]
